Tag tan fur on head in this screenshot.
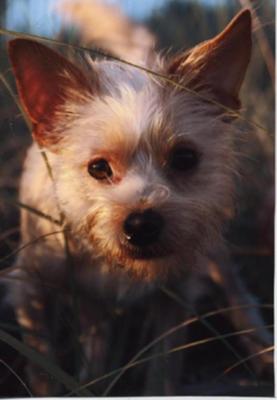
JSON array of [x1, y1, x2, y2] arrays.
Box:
[[8, 10, 251, 282]]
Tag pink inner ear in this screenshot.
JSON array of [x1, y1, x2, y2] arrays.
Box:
[[8, 39, 93, 140], [17, 59, 63, 124]]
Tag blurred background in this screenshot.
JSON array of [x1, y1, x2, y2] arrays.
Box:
[[0, 0, 275, 396]]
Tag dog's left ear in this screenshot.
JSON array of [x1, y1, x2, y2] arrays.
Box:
[[8, 39, 95, 148], [167, 9, 252, 109]]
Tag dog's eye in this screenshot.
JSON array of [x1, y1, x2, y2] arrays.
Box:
[[169, 147, 199, 171], [88, 159, 113, 180]]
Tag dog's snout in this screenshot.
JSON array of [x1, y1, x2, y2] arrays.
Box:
[[123, 209, 164, 247]]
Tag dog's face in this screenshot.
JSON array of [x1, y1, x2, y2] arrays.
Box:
[[9, 10, 251, 280]]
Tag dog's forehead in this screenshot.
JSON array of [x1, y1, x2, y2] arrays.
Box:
[[66, 61, 225, 159], [97, 61, 151, 92], [96, 61, 222, 132], [70, 63, 164, 150]]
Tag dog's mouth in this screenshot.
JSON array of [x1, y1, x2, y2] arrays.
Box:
[[119, 241, 173, 260]]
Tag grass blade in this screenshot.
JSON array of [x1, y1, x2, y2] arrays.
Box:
[[0, 230, 65, 267], [70, 303, 272, 395], [160, 285, 257, 379], [0, 328, 93, 396], [0, 357, 33, 396], [68, 309, 272, 395], [15, 201, 62, 226], [218, 345, 274, 380]]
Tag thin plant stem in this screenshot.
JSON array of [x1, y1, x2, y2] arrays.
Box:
[[0, 230, 65, 267], [102, 298, 271, 395], [63, 230, 83, 381], [217, 345, 274, 380], [0, 227, 19, 242], [119, 324, 274, 371], [0, 328, 93, 396], [160, 286, 257, 374], [67, 307, 272, 395], [0, 358, 33, 397], [0, 73, 31, 130], [15, 201, 62, 226]]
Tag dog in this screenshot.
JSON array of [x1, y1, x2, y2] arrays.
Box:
[[6, 7, 272, 396]]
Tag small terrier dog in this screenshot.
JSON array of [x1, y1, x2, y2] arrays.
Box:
[[7, 8, 272, 396]]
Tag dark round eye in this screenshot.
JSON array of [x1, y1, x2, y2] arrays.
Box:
[[88, 159, 113, 181], [169, 147, 199, 171]]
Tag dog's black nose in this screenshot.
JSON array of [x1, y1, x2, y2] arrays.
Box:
[[123, 209, 164, 247]]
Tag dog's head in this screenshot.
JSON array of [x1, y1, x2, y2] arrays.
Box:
[[9, 10, 251, 281]]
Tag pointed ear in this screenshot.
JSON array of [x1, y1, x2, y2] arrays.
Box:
[[8, 39, 95, 147], [167, 9, 252, 109]]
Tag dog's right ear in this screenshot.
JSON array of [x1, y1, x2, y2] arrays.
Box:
[[8, 39, 95, 148]]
